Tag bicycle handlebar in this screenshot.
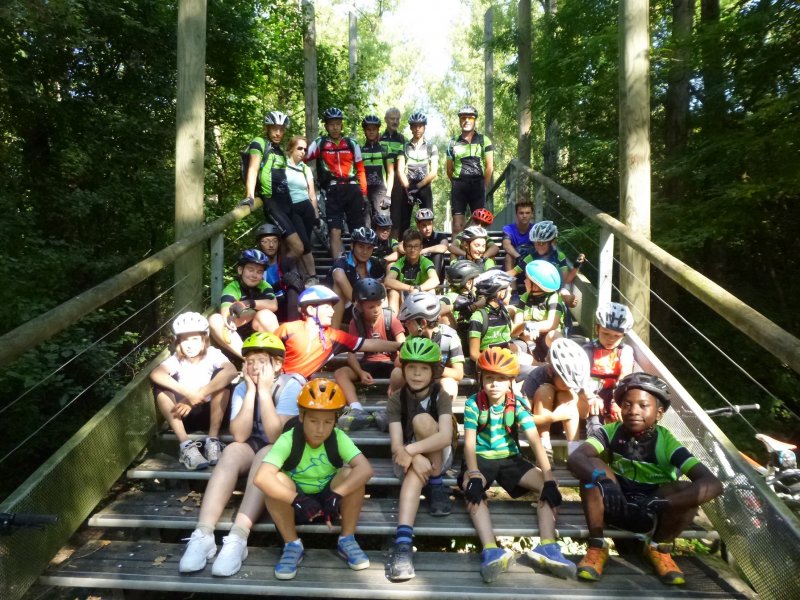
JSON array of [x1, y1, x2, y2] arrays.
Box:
[[705, 404, 761, 417], [0, 512, 59, 533]]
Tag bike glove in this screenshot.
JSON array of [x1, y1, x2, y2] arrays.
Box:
[[292, 493, 323, 523], [464, 477, 486, 506], [597, 478, 627, 518], [539, 480, 562, 508], [322, 491, 343, 523], [238, 197, 255, 209]]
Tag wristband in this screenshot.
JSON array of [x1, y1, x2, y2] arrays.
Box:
[[467, 469, 483, 478], [583, 467, 607, 489]]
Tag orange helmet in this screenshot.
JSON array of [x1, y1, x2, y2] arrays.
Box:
[[297, 379, 346, 411], [471, 208, 494, 226], [477, 347, 520, 377]]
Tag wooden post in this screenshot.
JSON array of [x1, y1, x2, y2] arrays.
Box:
[[484, 8, 494, 147], [302, 0, 319, 142], [598, 228, 614, 307], [618, 0, 651, 343], [210, 233, 224, 308], [174, 0, 207, 314], [348, 11, 357, 137], [517, 0, 532, 166]]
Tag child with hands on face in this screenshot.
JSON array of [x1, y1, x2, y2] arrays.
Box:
[[461, 347, 576, 583]]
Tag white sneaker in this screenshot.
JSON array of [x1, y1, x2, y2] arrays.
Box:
[[179, 529, 216, 573], [179, 441, 209, 471], [212, 534, 248, 576], [204, 437, 225, 466]]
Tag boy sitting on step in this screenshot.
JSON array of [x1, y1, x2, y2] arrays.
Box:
[[334, 278, 405, 431], [461, 347, 576, 583], [385, 337, 456, 582], [568, 372, 722, 585], [254, 380, 374, 580]]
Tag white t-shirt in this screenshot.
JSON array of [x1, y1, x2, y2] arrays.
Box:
[[229, 375, 303, 443], [159, 347, 230, 401]]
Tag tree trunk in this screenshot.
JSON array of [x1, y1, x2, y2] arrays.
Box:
[[699, 0, 725, 133], [543, 0, 559, 190]]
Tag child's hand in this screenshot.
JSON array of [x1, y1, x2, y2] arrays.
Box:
[[256, 362, 275, 395], [538, 480, 562, 511], [171, 401, 192, 418], [292, 492, 323, 523], [587, 394, 604, 416], [464, 477, 486, 507], [411, 454, 433, 482], [244, 370, 256, 390], [184, 390, 206, 407], [607, 400, 622, 422], [359, 371, 374, 385], [322, 491, 342, 529], [393, 446, 413, 472]]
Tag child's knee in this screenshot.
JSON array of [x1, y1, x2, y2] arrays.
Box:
[[254, 309, 278, 332], [534, 383, 557, 406], [334, 366, 355, 382], [411, 412, 438, 438]]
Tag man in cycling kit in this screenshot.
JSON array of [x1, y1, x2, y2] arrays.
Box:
[[396, 112, 438, 235], [380, 108, 406, 241], [305, 107, 368, 259], [446, 105, 494, 236]]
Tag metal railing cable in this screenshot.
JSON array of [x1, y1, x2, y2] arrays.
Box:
[[0, 273, 190, 418], [0, 298, 194, 466]]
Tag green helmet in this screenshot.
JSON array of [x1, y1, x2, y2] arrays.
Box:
[[241, 332, 286, 358], [399, 337, 441, 365]]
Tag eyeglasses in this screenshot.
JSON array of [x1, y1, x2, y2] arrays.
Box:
[[296, 147, 307, 152]]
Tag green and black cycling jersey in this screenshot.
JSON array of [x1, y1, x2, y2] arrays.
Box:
[[374, 237, 399, 261], [220, 279, 276, 309], [389, 256, 436, 286], [402, 138, 437, 183], [248, 137, 288, 201], [469, 302, 512, 351], [446, 132, 493, 179], [518, 290, 564, 327], [379, 130, 405, 162], [361, 140, 393, 189]]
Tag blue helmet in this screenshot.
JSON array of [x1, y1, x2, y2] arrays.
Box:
[[351, 226, 378, 246], [361, 114, 381, 126], [238, 248, 269, 266], [298, 285, 340, 307], [323, 107, 344, 121], [525, 260, 561, 293]]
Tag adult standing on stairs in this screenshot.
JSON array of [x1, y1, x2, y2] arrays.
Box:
[[446, 105, 494, 236], [380, 107, 406, 241]]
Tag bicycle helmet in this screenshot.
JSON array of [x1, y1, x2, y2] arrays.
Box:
[[398, 292, 442, 323], [298, 285, 340, 307], [408, 112, 428, 125], [373, 214, 393, 228], [457, 105, 479, 118], [596, 301, 634, 333], [351, 226, 378, 246], [415, 208, 434, 222], [614, 372, 672, 410], [529, 220, 558, 243], [352, 278, 386, 302], [525, 260, 561, 293], [361, 114, 381, 127], [460, 225, 488, 242], [474, 270, 515, 297], [254, 222, 281, 241], [477, 347, 520, 377], [445, 260, 482, 287], [471, 208, 494, 226], [263, 111, 290, 127], [172, 312, 209, 336], [549, 338, 590, 392], [241, 331, 286, 358], [322, 107, 344, 121], [238, 248, 269, 266], [297, 379, 346, 411], [399, 337, 441, 365]]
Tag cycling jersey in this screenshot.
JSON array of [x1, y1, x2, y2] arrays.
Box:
[[329, 252, 387, 289], [502, 223, 534, 251], [447, 132, 493, 179], [275, 320, 365, 378], [513, 247, 570, 278], [430, 324, 465, 366], [389, 255, 436, 286], [361, 140, 393, 189], [402, 138, 437, 183], [248, 138, 288, 201], [373, 238, 399, 261], [220, 279, 276, 309], [422, 231, 449, 249], [588, 421, 700, 491], [583, 340, 634, 392], [518, 290, 564, 326], [469, 303, 513, 351], [306, 136, 367, 195], [379, 130, 405, 161]]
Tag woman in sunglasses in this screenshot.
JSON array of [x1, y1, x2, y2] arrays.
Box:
[[285, 135, 319, 283]]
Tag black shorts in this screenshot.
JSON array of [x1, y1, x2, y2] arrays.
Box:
[[450, 177, 486, 216], [294, 483, 339, 524], [390, 183, 433, 234], [262, 195, 299, 238], [458, 453, 535, 499], [325, 184, 366, 232], [244, 435, 269, 454], [360, 360, 395, 378]]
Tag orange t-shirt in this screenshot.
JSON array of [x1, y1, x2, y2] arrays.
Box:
[[276, 320, 363, 378]]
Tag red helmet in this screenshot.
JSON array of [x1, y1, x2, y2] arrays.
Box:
[[471, 208, 494, 226]]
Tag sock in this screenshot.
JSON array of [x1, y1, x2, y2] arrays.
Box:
[[350, 402, 364, 411], [541, 436, 552, 450], [429, 474, 443, 487], [197, 523, 214, 536], [286, 538, 303, 548], [540, 538, 557, 546], [483, 542, 498, 551], [180, 439, 193, 451], [395, 525, 413, 545], [338, 534, 354, 543], [230, 524, 249, 540]]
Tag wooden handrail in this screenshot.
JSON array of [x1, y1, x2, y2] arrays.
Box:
[[0, 201, 261, 367], [504, 159, 800, 375]]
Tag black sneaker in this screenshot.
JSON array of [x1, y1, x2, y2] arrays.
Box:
[[386, 542, 415, 581], [428, 483, 452, 517]]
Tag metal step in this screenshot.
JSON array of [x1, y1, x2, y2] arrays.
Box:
[[41, 540, 749, 599]]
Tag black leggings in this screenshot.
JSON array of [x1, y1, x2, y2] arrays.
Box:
[[290, 199, 316, 254], [264, 196, 315, 255]]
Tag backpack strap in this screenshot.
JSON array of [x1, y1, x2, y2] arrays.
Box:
[[383, 307, 394, 341], [325, 430, 344, 469], [475, 390, 490, 433], [280, 416, 343, 471]]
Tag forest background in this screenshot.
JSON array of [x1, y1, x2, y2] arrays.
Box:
[[0, 0, 798, 501]]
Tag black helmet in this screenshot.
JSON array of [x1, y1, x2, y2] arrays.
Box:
[[408, 112, 428, 125], [445, 260, 482, 287], [457, 105, 478, 118], [614, 372, 672, 410], [352, 278, 386, 302], [254, 223, 281, 242], [373, 214, 392, 228], [323, 107, 344, 121], [263, 111, 290, 127], [361, 114, 381, 127], [474, 269, 515, 297], [351, 226, 378, 246]]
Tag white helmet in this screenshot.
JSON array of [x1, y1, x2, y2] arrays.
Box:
[[172, 312, 209, 336], [398, 292, 441, 323], [549, 337, 590, 392], [529, 220, 558, 243], [595, 301, 634, 333]]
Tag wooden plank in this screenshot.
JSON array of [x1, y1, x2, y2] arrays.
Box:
[[88, 491, 715, 540], [40, 541, 752, 599], [126, 456, 580, 487]]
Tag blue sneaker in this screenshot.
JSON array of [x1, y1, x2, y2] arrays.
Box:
[[527, 542, 577, 580], [274, 541, 304, 580], [480, 547, 514, 583], [337, 535, 370, 571]]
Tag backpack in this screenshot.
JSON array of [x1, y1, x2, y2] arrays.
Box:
[[476, 304, 512, 340], [279, 415, 344, 472], [353, 306, 394, 342], [314, 135, 358, 189], [475, 389, 531, 442], [399, 383, 460, 452], [240, 137, 272, 195]]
